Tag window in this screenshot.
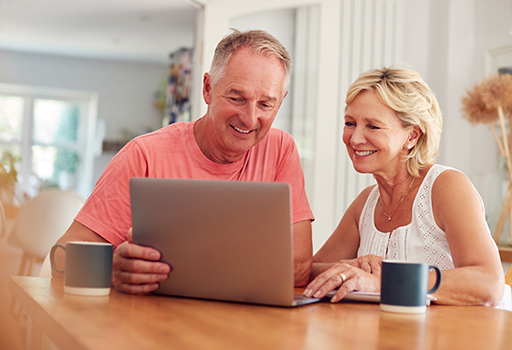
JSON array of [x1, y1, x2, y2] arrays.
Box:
[[0, 84, 98, 202]]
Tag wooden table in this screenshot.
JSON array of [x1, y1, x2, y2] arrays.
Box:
[[9, 276, 512, 350]]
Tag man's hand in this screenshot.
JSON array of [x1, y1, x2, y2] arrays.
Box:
[[112, 228, 171, 294]]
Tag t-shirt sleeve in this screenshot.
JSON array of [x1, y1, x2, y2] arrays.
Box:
[[74, 140, 148, 246], [274, 133, 315, 224]]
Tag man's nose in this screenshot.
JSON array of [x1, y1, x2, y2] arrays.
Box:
[[239, 103, 258, 129]]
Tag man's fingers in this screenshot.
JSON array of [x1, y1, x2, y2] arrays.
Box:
[[111, 240, 171, 295], [112, 271, 169, 294], [116, 241, 163, 261], [115, 271, 168, 285], [116, 282, 160, 295], [114, 255, 171, 274]]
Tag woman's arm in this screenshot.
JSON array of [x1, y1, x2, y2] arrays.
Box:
[[311, 186, 375, 278], [431, 170, 504, 306], [304, 186, 382, 301]]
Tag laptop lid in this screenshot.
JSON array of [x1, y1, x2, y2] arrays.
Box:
[[130, 178, 318, 307]]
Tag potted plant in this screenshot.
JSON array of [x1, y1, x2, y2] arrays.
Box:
[[0, 151, 20, 205], [53, 149, 80, 190], [461, 73, 512, 244]]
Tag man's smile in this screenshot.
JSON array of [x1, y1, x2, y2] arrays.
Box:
[[231, 125, 254, 134]]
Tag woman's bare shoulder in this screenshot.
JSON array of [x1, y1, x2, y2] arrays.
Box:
[[433, 168, 474, 194], [348, 184, 378, 216]]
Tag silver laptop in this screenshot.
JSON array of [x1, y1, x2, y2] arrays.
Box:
[[130, 178, 319, 307]]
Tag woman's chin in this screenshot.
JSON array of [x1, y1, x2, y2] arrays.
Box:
[[352, 164, 373, 174]]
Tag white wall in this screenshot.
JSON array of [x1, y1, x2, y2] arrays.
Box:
[[472, 0, 512, 238], [0, 50, 166, 140], [403, 0, 512, 241]]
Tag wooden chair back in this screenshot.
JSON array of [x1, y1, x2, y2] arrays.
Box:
[[506, 264, 512, 288]]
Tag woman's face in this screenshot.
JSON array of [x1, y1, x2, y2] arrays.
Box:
[[343, 90, 414, 177]]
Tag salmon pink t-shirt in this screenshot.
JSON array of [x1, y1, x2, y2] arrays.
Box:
[[75, 119, 314, 246]]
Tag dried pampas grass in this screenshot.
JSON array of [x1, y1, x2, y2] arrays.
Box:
[[480, 73, 512, 111], [461, 73, 512, 244], [461, 84, 497, 124], [461, 73, 512, 124]]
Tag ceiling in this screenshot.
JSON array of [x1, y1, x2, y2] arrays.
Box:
[[0, 0, 199, 64]]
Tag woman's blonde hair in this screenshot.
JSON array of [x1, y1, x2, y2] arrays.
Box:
[[345, 66, 443, 177]]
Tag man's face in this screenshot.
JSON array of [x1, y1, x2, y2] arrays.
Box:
[[201, 48, 287, 163]]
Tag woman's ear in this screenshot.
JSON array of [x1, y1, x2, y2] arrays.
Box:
[[407, 126, 422, 149]]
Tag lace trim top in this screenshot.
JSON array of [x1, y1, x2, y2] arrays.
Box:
[[356, 164, 511, 310], [357, 164, 456, 269]]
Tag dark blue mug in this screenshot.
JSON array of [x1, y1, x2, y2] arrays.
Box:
[[50, 241, 113, 296], [381, 260, 441, 313]]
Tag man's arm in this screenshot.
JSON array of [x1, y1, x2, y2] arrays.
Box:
[[54, 221, 170, 294], [292, 220, 313, 287], [53, 221, 108, 278]]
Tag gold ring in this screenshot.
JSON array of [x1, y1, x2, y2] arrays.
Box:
[[339, 273, 347, 283]]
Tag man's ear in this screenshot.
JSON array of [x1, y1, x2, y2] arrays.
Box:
[[203, 73, 212, 105]]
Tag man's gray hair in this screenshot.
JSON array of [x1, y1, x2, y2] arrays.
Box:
[[208, 29, 292, 99]]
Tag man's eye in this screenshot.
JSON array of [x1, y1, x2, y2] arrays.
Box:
[[228, 97, 244, 104]]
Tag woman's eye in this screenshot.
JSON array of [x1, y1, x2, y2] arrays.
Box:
[[368, 125, 380, 130], [345, 121, 355, 127]]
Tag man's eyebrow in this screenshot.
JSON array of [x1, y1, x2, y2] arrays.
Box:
[[228, 88, 244, 95], [228, 88, 278, 102]]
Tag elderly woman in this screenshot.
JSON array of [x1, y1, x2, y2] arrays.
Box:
[[303, 66, 511, 309]]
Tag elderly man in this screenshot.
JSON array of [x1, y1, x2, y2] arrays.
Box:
[[54, 29, 314, 293]]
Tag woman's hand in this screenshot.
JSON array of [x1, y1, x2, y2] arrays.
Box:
[[303, 262, 380, 303], [345, 254, 383, 274]]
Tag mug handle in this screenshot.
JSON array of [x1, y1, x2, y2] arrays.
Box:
[[50, 244, 66, 274], [428, 265, 442, 294]]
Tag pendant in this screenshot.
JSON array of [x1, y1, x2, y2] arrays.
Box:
[[388, 217, 391, 221]]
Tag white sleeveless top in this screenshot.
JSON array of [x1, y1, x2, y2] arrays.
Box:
[[358, 164, 454, 268], [357, 164, 511, 310]]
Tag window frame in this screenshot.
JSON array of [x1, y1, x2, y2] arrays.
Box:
[[0, 83, 98, 199]]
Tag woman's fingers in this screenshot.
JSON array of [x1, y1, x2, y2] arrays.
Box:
[[304, 263, 381, 302], [304, 263, 351, 298]]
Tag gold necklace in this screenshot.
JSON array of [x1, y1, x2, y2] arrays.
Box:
[[380, 176, 416, 221]]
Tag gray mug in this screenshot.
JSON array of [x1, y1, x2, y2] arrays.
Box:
[[50, 241, 113, 296], [380, 260, 441, 314]]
